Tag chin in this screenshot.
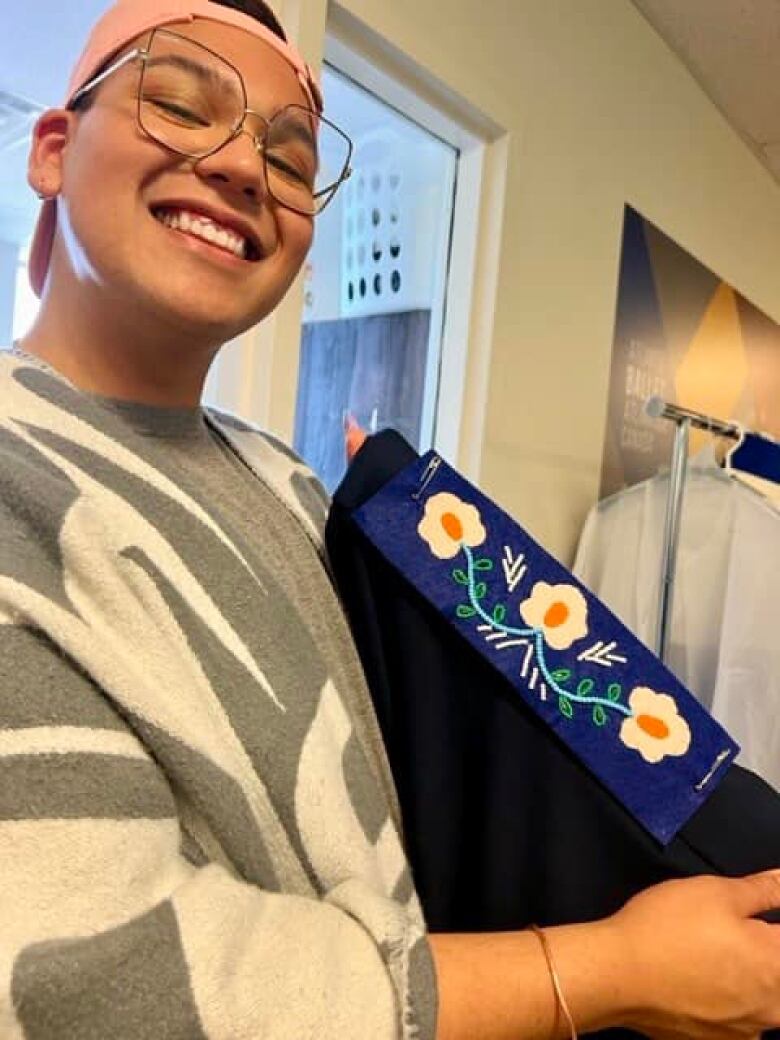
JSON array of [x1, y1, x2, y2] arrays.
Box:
[[139, 277, 275, 343]]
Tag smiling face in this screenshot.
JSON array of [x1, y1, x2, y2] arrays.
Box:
[[33, 18, 315, 346]]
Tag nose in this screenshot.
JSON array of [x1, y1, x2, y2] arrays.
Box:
[[193, 130, 268, 203]]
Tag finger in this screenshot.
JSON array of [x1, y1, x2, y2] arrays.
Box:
[[344, 414, 368, 461], [730, 870, 780, 917]]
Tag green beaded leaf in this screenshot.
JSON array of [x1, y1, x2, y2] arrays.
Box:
[[577, 678, 595, 696], [552, 669, 571, 682], [607, 683, 622, 703], [592, 704, 607, 727], [456, 604, 477, 619], [492, 604, 507, 624], [474, 558, 494, 571], [452, 569, 469, 585], [558, 696, 574, 719], [474, 582, 487, 601]]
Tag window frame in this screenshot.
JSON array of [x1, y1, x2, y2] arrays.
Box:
[[206, 3, 509, 482]]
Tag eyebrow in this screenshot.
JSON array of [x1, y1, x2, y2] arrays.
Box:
[[145, 54, 238, 97], [146, 54, 319, 147], [271, 116, 318, 154]]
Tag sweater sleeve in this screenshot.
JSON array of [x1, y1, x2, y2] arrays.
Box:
[[0, 419, 437, 1040], [0, 620, 435, 1040]]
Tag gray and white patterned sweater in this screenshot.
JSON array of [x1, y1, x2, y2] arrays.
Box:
[[0, 352, 436, 1040]]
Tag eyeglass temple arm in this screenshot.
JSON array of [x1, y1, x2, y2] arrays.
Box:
[[311, 166, 353, 201], [68, 48, 146, 107]]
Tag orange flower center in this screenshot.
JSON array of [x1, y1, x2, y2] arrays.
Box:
[[543, 601, 570, 628], [441, 512, 464, 541], [637, 714, 670, 740]]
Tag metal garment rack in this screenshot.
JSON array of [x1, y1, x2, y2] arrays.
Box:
[[643, 397, 741, 664]]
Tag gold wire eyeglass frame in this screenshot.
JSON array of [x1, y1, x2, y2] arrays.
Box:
[[68, 27, 354, 216]]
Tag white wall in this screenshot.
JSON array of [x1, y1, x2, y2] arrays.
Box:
[[266, 0, 780, 562]]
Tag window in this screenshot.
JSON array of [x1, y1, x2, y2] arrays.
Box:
[[13, 240, 40, 340], [0, 86, 46, 347], [293, 66, 458, 492]]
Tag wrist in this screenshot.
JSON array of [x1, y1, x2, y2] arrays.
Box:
[[543, 917, 644, 1035], [590, 914, 654, 1030], [530, 925, 577, 1038]]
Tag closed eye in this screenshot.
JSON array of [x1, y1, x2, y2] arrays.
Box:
[[266, 152, 313, 187], [147, 98, 211, 128]]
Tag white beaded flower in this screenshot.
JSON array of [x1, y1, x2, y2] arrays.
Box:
[[519, 582, 589, 650], [417, 492, 487, 560], [620, 687, 692, 764]]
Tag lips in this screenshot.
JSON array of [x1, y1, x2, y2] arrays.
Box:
[[151, 204, 263, 261]]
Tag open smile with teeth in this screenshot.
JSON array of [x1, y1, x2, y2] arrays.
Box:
[[153, 207, 259, 261]]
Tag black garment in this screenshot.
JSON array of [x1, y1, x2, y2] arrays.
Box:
[[327, 431, 780, 1039]]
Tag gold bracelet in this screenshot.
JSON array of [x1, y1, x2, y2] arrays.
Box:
[[530, 925, 578, 1040]]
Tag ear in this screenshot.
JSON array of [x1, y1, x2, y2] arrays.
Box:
[[27, 109, 78, 198]]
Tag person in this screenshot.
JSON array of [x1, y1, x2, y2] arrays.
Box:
[[1, 1, 779, 1037]]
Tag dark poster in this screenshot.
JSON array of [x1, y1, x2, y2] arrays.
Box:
[[600, 206, 780, 499]]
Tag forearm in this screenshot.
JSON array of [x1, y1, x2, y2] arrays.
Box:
[[430, 920, 636, 1040]]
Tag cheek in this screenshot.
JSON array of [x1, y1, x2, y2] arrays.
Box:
[[279, 211, 314, 264], [63, 113, 168, 209]]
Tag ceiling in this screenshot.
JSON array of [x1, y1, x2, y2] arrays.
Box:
[[0, 2, 777, 243], [630, 0, 780, 184]]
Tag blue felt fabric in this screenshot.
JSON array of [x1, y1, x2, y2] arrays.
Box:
[[353, 451, 739, 845], [731, 432, 780, 484]]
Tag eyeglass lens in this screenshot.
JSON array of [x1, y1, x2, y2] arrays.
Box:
[[138, 31, 351, 214]]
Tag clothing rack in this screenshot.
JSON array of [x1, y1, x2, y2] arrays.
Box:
[[643, 397, 741, 664]]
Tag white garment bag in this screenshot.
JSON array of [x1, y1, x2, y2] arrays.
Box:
[[709, 490, 780, 789], [574, 453, 780, 789]]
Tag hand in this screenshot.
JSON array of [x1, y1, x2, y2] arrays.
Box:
[[610, 870, 780, 1039]]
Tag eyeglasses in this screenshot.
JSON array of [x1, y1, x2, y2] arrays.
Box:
[[69, 28, 353, 216]]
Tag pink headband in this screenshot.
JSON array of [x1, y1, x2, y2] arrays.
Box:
[[29, 0, 322, 297]]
